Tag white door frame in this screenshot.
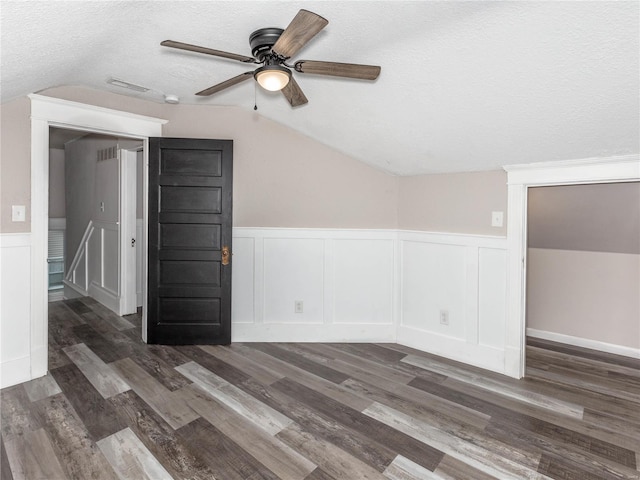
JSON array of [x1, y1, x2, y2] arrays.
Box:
[[119, 148, 138, 316], [30, 94, 166, 379], [503, 154, 640, 378]]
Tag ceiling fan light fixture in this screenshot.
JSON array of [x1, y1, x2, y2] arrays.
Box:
[[254, 65, 291, 91]]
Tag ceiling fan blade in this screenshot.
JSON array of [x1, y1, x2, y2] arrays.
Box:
[[161, 40, 257, 64], [196, 72, 254, 96], [272, 9, 328, 59], [295, 60, 381, 80], [281, 77, 308, 107]]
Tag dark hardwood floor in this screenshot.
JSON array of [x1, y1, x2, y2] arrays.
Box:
[[1, 297, 639, 479]]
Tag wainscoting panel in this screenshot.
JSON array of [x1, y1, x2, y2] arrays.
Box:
[[332, 239, 395, 325], [400, 241, 467, 339], [0, 234, 32, 388], [232, 229, 397, 343], [397, 232, 507, 373], [478, 248, 507, 349], [264, 237, 325, 325], [65, 221, 121, 314]]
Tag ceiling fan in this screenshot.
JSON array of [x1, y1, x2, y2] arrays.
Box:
[[161, 9, 381, 107]]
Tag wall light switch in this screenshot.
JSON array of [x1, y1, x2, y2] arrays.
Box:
[[491, 211, 504, 227], [12, 205, 26, 222]]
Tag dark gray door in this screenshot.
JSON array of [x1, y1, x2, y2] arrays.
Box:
[[147, 138, 232, 344]]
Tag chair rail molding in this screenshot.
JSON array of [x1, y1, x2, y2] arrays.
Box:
[[503, 154, 640, 378]]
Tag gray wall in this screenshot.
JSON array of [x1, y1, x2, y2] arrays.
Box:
[[528, 182, 640, 254], [64, 135, 120, 269]]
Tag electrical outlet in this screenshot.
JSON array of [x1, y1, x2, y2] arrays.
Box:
[[439, 309, 449, 325], [295, 300, 304, 314]]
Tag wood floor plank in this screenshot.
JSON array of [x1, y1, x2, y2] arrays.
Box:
[[63, 343, 130, 398], [409, 374, 640, 463], [3, 428, 67, 480], [277, 422, 387, 480], [341, 377, 490, 431], [363, 402, 546, 479], [32, 392, 119, 479], [232, 344, 373, 411], [0, 385, 42, 436], [111, 357, 199, 430], [22, 373, 62, 402], [199, 344, 285, 385], [404, 354, 584, 419], [328, 343, 409, 363], [304, 467, 337, 480], [238, 376, 399, 473], [383, 454, 441, 479], [484, 418, 639, 478], [83, 299, 136, 331], [528, 365, 640, 405], [0, 435, 14, 480], [439, 375, 640, 452], [185, 384, 317, 480], [72, 323, 128, 363], [50, 362, 128, 441], [251, 343, 351, 384], [97, 427, 173, 480], [175, 344, 253, 385], [537, 451, 622, 480], [434, 455, 500, 480], [109, 390, 218, 480], [175, 360, 292, 435], [176, 417, 280, 480], [299, 343, 416, 385], [64, 297, 92, 316], [520, 374, 640, 426], [527, 345, 640, 381], [272, 377, 445, 472]]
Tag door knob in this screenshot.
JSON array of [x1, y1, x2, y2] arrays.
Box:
[[221, 246, 230, 266]]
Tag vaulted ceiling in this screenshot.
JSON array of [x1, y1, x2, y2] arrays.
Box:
[[2, 1, 638, 175]]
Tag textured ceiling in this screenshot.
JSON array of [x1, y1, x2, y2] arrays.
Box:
[[2, 1, 638, 175]]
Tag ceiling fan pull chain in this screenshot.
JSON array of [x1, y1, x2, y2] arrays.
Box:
[[254, 81, 258, 110]]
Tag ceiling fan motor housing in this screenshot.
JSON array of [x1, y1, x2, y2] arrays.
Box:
[[249, 28, 284, 61]]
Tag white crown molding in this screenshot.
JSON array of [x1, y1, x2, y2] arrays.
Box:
[[504, 154, 639, 186]]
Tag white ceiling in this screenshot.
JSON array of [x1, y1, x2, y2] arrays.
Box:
[[2, 1, 638, 175]]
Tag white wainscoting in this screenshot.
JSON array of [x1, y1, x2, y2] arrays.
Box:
[[232, 228, 398, 343], [231, 228, 509, 374], [65, 221, 120, 313], [397, 231, 508, 374], [0, 234, 32, 388]]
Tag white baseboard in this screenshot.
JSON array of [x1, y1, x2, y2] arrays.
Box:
[[0, 355, 31, 389], [88, 281, 119, 315], [63, 279, 87, 298], [397, 326, 505, 374], [527, 328, 640, 359], [233, 324, 396, 343]]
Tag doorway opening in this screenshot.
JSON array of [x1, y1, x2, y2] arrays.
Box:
[[525, 181, 640, 374], [47, 128, 144, 322], [503, 155, 639, 379], [29, 94, 166, 381]]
